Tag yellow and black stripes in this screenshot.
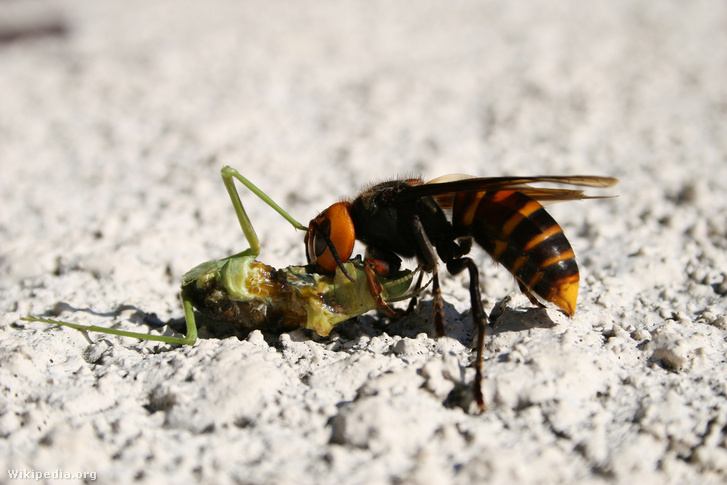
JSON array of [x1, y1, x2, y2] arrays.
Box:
[[452, 190, 579, 315]]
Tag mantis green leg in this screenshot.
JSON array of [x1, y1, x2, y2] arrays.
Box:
[[21, 298, 198, 345], [220, 165, 307, 257], [23, 166, 306, 345]]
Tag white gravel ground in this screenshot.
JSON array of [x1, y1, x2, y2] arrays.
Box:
[[2, 1, 727, 484]]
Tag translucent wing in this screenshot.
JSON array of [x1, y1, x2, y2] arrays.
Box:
[[395, 174, 618, 208]]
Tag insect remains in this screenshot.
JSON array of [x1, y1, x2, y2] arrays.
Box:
[[23, 166, 424, 344]]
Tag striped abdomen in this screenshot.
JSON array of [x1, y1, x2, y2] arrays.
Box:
[[451, 190, 579, 315]]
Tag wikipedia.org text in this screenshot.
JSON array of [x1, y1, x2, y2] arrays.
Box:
[[7, 469, 97, 481]]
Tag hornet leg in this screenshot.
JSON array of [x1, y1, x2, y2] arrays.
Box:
[[364, 253, 424, 318], [447, 257, 487, 411], [363, 258, 407, 318], [516, 280, 546, 309], [411, 215, 446, 337]]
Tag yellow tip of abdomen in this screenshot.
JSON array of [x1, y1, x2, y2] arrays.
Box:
[[549, 279, 578, 316]]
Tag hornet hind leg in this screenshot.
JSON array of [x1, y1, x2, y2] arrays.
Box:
[[447, 257, 487, 411], [412, 216, 487, 410]]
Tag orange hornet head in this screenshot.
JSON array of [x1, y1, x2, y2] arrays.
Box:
[[305, 201, 356, 277]]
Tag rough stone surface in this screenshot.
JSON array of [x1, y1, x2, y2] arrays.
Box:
[[2, 1, 726, 483]]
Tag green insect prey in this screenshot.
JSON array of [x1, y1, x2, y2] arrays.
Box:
[[24, 167, 422, 343]]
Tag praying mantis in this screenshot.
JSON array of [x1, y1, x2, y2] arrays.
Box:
[[23, 167, 424, 344]]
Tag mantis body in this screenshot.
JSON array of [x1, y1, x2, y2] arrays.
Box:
[[24, 167, 423, 343]]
